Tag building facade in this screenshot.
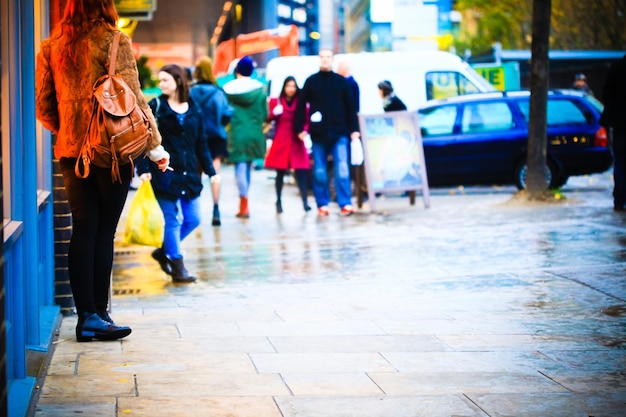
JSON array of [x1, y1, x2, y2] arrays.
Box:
[[343, 0, 456, 52]]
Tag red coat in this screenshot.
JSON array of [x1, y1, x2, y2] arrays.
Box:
[[265, 96, 310, 170]]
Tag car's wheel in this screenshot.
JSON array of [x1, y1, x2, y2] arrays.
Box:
[[514, 160, 559, 190], [556, 175, 569, 188]]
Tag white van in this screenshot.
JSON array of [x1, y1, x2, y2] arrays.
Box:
[[265, 50, 496, 114]]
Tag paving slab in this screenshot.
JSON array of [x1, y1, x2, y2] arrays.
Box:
[[274, 395, 488, 417], [34, 401, 116, 417], [470, 392, 626, 417], [116, 397, 282, 417]]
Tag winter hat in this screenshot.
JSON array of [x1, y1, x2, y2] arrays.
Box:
[[236, 56, 254, 76], [193, 56, 217, 84], [378, 80, 393, 95]]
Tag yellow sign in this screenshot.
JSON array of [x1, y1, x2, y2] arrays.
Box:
[[475, 66, 506, 91], [114, 0, 156, 12]]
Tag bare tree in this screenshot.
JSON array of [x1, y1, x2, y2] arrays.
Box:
[[525, 0, 551, 198]]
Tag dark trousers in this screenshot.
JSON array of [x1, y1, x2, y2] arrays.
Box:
[[275, 169, 309, 202], [59, 158, 131, 312], [612, 129, 626, 209]]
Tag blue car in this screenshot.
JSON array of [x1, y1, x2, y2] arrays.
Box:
[[417, 90, 612, 189]]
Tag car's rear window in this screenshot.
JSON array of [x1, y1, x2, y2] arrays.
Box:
[[584, 95, 604, 114], [517, 98, 588, 126]]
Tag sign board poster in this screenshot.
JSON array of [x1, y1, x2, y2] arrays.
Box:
[[358, 111, 430, 211]]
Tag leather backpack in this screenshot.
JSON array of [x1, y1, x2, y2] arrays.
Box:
[[75, 31, 152, 183]]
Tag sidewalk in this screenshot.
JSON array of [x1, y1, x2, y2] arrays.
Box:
[[32, 166, 626, 417]]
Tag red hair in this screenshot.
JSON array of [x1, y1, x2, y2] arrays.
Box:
[[55, 0, 118, 65]]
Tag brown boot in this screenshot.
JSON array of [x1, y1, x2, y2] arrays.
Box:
[[236, 196, 249, 218], [169, 257, 197, 283]]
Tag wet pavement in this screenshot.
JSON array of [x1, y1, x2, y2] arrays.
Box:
[[32, 167, 626, 417]]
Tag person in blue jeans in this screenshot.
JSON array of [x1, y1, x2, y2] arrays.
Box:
[[222, 56, 268, 219], [294, 49, 361, 216], [137, 64, 216, 282]]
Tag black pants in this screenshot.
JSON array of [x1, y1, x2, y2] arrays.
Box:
[[612, 129, 626, 209], [59, 158, 131, 312], [275, 169, 309, 202]]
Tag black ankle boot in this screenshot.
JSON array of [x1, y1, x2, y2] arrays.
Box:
[[97, 309, 115, 324], [76, 311, 131, 342], [152, 248, 172, 275], [303, 199, 311, 212], [276, 200, 283, 214], [169, 257, 197, 283], [212, 204, 221, 226]]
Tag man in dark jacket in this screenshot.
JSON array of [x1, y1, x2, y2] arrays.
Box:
[[600, 54, 626, 211], [294, 49, 361, 216]]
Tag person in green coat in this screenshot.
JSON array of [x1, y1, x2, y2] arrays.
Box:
[[223, 56, 268, 218]]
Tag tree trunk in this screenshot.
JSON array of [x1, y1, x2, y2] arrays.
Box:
[[526, 0, 552, 198]]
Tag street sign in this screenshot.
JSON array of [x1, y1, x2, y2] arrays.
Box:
[[114, 0, 156, 12]]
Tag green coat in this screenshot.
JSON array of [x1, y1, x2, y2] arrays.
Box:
[[223, 77, 268, 163]]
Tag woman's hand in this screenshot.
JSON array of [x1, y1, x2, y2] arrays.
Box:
[[148, 145, 170, 172], [155, 157, 170, 172], [139, 172, 152, 181]]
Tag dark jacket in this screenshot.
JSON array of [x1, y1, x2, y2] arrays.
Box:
[[137, 96, 215, 201], [383, 94, 408, 112], [189, 81, 232, 141], [600, 55, 626, 133], [294, 71, 359, 145], [345, 75, 360, 113]]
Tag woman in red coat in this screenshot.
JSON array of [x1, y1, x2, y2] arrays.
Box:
[[265, 76, 311, 213]]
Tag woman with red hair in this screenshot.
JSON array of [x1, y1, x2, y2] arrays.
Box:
[[36, 0, 170, 342]]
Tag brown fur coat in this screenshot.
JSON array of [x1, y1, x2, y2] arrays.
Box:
[[36, 24, 161, 160]]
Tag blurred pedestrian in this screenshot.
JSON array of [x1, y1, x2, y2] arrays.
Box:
[[266, 76, 311, 213], [137, 64, 216, 283], [378, 80, 407, 112], [572, 73, 594, 96], [337, 58, 360, 113], [190, 56, 233, 226], [337, 57, 363, 199], [35, 0, 170, 342], [223, 56, 268, 219], [600, 55, 626, 211], [295, 49, 361, 216]]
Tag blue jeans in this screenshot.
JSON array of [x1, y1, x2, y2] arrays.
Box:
[[158, 195, 201, 260], [311, 136, 352, 208], [235, 161, 252, 197]]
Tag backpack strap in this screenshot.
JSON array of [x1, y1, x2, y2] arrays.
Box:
[[108, 31, 121, 76], [75, 31, 121, 180]]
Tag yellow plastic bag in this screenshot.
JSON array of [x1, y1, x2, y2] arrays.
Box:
[[124, 181, 164, 247]]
